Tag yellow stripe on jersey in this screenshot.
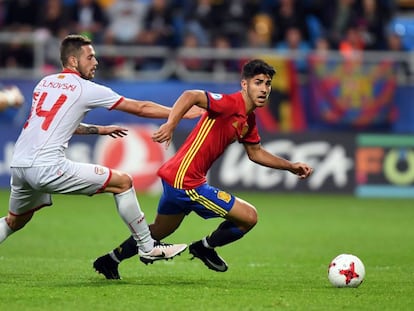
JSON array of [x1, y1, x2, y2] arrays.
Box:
[[174, 118, 215, 188], [186, 189, 228, 217]]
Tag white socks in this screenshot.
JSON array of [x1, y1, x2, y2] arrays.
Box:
[[114, 188, 154, 252], [0, 217, 13, 243]]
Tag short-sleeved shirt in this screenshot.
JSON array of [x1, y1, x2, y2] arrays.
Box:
[[158, 91, 260, 189], [11, 69, 123, 167]]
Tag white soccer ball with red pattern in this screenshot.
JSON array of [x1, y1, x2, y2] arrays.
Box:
[[328, 254, 365, 288]]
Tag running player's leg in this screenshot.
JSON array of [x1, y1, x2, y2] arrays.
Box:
[[1, 167, 52, 243], [108, 179, 187, 260], [93, 181, 187, 277], [106, 170, 186, 260], [105, 169, 155, 253], [207, 196, 258, 247], [150, 213, 186, 241], [149, 182, 188, 241], [190, 184, 258, 247], [94, 212, 186, 275], [35, 160, 186, 268], [188, 185, 258, 272], [95, 170, 157, 259]]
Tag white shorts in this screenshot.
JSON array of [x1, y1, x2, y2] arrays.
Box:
[[9, 159, 111, 216]]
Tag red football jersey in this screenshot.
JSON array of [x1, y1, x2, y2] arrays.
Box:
[[158, 91, 261, 189]]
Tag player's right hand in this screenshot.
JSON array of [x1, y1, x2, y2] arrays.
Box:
[[290, 162, 313, 179]]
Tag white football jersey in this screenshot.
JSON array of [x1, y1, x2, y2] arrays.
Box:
[[11, 70, 122, 167]]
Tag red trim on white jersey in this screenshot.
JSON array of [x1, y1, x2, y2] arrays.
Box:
[[61, 68, 81, 76], [110, 96, 124, 110]]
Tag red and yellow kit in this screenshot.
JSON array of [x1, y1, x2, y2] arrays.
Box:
[[158, 91, 261, 189]]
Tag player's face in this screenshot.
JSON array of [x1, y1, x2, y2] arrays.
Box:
[[77, 45, 98, 80], [243, 74, 272, 108]]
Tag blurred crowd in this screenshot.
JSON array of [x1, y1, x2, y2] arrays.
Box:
[[0, 0, 412, 72]]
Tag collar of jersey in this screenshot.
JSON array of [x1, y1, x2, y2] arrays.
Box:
[[62, 68, 80, 76]]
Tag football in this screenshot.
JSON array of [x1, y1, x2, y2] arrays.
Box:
[[328, 254, 365, 288]]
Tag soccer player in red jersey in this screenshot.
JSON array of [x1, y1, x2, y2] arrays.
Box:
[[93, 59, 313, 277]]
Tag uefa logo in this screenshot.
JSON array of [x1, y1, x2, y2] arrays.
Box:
[[94, 124, 174, 193]]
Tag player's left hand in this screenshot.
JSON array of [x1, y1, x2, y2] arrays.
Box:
[[101, 125, 128, 138], [290, 162, 313, 179]]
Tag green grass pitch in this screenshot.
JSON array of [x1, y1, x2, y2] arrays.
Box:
[[0, 190, 413, 311]]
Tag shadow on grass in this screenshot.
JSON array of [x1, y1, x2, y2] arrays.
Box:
[[0, 271, 254, 290]]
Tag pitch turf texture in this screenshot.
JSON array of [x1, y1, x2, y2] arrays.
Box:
[[0, 190, 413, 311]]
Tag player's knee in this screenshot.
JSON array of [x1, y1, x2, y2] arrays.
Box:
[[230, 200, 258, 231], [241, 206, 257, 232], [244, 207, 258, 230], [118, 172, 133, 192], [234, 209, 258, 232]]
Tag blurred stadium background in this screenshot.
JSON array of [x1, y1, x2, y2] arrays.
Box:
[[1, 0, 414, 198]]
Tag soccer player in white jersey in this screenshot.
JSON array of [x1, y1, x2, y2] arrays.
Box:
[[0, 34, 192, 280]]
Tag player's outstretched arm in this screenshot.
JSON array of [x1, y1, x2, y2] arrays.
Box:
[[115, 98, 172, 119], [114, 98, 203, 120], [152, 90, 207, 148], [244, 143, 313, 179], [75, 123, 128, 138]]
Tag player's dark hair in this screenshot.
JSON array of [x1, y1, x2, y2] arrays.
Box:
[[241, 59, 276, 79], [60, 34, 92, 67]]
